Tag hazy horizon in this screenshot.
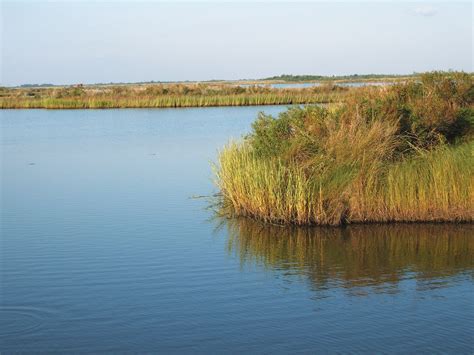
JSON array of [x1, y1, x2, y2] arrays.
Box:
[[1, 1, 472, 86]]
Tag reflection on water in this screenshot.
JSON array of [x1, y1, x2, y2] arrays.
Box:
[[225, 218, 474, 296]]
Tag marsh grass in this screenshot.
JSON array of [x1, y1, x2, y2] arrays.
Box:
[[216, 141, 473, 225], [215, 72, 474, 225], [0, 83, 349, 109], [349, 143, 473, 222]]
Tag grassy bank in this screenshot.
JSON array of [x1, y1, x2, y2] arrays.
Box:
[[0, 83, 349, 109], [215, 72, 474, 225]]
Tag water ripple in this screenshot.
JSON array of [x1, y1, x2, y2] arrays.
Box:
[[0, 306, 58, 339]]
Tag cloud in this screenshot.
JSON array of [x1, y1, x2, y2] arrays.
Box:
[[413, 6, 438, 17]]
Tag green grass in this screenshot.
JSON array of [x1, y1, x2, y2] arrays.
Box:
[[215, 72, 474, 225]]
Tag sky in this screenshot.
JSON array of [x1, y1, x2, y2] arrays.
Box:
[[1, 1, 472, 86]]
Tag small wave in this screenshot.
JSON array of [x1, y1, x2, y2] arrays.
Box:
[[0, 306, 57, 339]]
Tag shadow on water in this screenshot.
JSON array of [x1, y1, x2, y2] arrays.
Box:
[[222, 218, 474, 296]]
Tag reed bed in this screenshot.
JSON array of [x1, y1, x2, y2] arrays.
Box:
[[215, 72, 474, 225], [0, 83, 349, 109]]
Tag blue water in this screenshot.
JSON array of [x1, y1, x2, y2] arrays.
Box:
[[239, 82, 390, 88], [269, 83, 320, 88], [338, 81, 391, 87], [1, 108, 473, 353]]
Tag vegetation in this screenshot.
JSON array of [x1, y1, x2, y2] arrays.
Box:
[[215, 72, 474, 225], [0, 83, 350, 109], [224, 218, 474, 291]]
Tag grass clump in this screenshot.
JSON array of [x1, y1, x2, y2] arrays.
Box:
[[215, 72, 474, 225]]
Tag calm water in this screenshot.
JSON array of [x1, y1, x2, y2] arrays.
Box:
[[238, 83, 320, 88], [239, 82, 391, 88], [337, 81, 392, 87], [1, 108, 473, 353]]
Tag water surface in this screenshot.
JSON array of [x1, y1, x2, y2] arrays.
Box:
[[238, 81, 391, 88], [1, 108, 473, 353], [337, 81, 392, 87]]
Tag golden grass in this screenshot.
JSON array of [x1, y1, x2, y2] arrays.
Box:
[[349, 143, 474, 223], [216, 141, 473, 225]]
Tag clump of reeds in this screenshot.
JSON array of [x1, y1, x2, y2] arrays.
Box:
[[215, 72, 474, 225]]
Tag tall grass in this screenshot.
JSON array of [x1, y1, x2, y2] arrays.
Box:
[[216, 141, 473, 225], [0, 83, 349, 109], [350, 143, 473, 222], [215, 72, 474, 225]]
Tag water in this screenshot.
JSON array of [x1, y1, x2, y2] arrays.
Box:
[[269, 83, 320, 88], [238, 82, 391, 88], [338, 81, 392, 87], [1, 108, 473, 353], [238, 83, 320, 88]]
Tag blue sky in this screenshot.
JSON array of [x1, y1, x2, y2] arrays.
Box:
[[1, 1, 472, 86]]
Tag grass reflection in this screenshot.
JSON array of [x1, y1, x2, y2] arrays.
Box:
[[224, 218, 474, 293]]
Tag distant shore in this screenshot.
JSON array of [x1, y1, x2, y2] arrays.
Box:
[[0, 79, 396, 109]]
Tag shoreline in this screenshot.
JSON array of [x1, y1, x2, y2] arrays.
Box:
[[0, 102, 332, 110]]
